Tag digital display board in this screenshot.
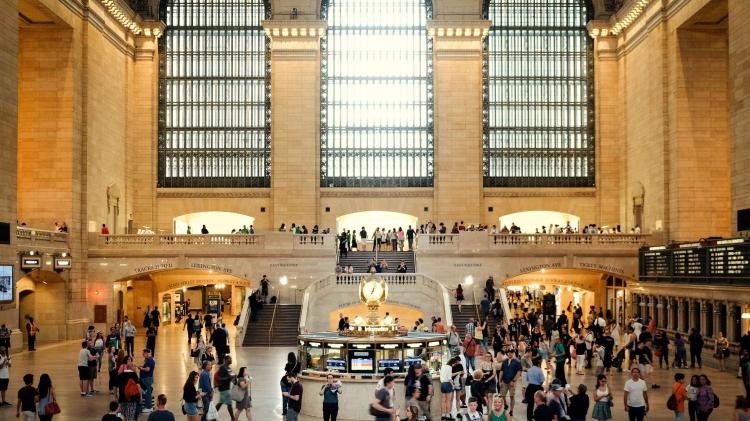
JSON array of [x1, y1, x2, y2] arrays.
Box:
[[0, 265, 13, 303], [326, 359, 346, 371], [708, 243, 750, 277], [348, 350, 375, 373], [672, 248, 706, 277], [640, 250, 671, 277], [378, 359, 401, 372]]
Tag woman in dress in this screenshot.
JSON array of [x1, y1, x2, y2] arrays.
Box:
[[480, 352, 497, 399], [591, 374, 612, 421], [36, 373, 57, 421], [715, 332, 730, 372], [455, 284, 464, 313], [234, 367, 253, 421]]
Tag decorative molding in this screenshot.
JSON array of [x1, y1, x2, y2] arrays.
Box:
[[99, 0, 144, 36], [483, 189, 597, 198], [320, 189, 433, 198], [587, 0, 653, 38], [426, 20, 490, 38], [262, 20, 327, 38], [157, 190, 271, 199]]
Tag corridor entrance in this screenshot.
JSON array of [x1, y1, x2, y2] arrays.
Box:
[[17, 270, 67, 344]]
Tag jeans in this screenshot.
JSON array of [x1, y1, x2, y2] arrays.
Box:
[[691, 350, 702, 367], [281, 384, 290, 414], [323, 402, 339, 421], [676, 411, 685, 421], [187, 329, 194, 343], [141, 376, 154, 409], [125, 336, 134, 355], [676, 350, 687, 367], [286, 408, 299, 421], [628, 406, 646, 421], [465, 356, 476, 372], [200, 395, 212, 421], [688, 400, 697, 421]]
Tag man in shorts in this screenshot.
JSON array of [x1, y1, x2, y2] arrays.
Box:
[[499, 349, 522, 416], [78, 341, 95, 396]]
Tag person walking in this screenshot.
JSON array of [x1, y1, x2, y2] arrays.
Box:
[[439, 358, 455, 420], [282, 372, 303, 421], [117, 360, 142, 421], [123, 317, 136, 356], [146, 394, 175, 421], [0, 345, 10, 406], [525, 356, 545, 421], [463, 333, 478, 372], [78, 341, 95, 397], [672, 373, 688, 421], [36, 373, 58, 421], [715, 332, 730, 372], [182, 371, 201, 421], [138, 348, 156, 413], [25, 317, 38, 352], [214, 355, 236, 421], [371, 375, 398, 421], [553, 336, 568, 386], [687, 375, 700, 421], [184, 313, 194, 345], [16, 373, 37, 421], [146, 323, 157, 357], [592, 374, 613, 421], [696, 375, 715, 421], [233, 367, 253, 421], [101, 401, 122, 421], [568, 384, 590, 421], [319, 373, 341, 421], [623, 367, 649, 421], [499, 349, 521, 416], [198, 361, 214, 421], [689, 329, 703, 369]]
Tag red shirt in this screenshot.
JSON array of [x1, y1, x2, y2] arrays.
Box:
[[101, 227, 110, 234]]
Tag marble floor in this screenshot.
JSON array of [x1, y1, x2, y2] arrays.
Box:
[[0, 323, 745, 421]]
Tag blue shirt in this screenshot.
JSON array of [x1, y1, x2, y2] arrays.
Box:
[[501, 359, 522, 384], [141, 357, 155, 379], [527, 365, 545, 386], [199, 370, 213, 396]]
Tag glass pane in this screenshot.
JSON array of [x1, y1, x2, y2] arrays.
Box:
[[320, 0, 434, 188], [483, 0, 594, 187], [158, 0, 271, 188]]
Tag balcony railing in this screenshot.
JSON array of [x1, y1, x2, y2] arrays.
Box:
[[418, 232, 650, 252], [97, 234, 263, 248], [16, 227, 69, 245]]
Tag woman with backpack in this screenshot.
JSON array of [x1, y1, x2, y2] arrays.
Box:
[[36, 373, 58, 421], [117, 360, 141, 421], [182, 371, 201, 421], [696, 374, 716, 421]]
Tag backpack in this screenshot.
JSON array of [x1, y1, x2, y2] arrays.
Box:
[[666, 394, 677, 411], [124, 378, 140, 400], [713, 393, 720, 408]]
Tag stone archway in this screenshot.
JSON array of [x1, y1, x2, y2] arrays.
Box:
[[16, 270, 67, 344]]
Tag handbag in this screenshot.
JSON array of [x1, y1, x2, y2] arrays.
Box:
[[230, 379, 246, 402], [44, 399, 61, 415]]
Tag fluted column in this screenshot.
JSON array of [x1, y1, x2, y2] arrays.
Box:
[[714, 302, 723, 339], [689, 300, 700, 333], [700, 300, 710, 336], [647, 296, 656, 323], [667, 297, 674, 331]]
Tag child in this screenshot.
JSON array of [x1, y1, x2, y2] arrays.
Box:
[[465, 396, 484, 421]]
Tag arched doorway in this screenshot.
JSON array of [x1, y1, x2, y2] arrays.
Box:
[[17, 270, 67, 345], [499, 210, 581, 233], [335, 211, 418, 238], [173, 211, 256, 234]]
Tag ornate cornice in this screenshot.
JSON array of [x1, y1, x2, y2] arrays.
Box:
[[587, 0, 653, 38], [483, 189, 597, 198], [157, 190, 271, 199], [262, 20, 327, 38], [320, 188, 433, 198], [426, 20, 490, 38]]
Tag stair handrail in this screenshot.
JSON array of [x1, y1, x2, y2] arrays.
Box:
[[267, 301, 279, 347], [498, 287, 513, 326], [471, 286, 481, 321], [235, 290, 253, 347]]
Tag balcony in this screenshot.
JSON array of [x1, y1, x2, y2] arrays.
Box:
[[418, 232, 651, 253], [16, 227, 69, 246]]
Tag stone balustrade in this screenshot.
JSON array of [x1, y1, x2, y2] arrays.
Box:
[[418, 232, 650, 252], [16, 227, 69, 245]]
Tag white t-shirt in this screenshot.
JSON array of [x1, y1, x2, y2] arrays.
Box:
[[78, 348, 92, 367], [466, 410, 483, 420], [0, 355, 9, 379], [440, 364, 452, 383], [624, 379, 648, 408], [632, 322, 643, 337]]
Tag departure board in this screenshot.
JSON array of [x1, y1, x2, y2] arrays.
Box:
[[672, 248, 706, 277], [708, 243, 750, 277], [641, 250, 671, 277]]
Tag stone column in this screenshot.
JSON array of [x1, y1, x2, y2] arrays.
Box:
[[729, 0, 750, 235], [647, 296, 655, 323], [667, 297, 674, 331], [714, 302, 723, 339], [427, 21, 489, 225], [689, 300, 699, 332], [263, 20, 327, 227], [700, 300, 710, 337], [728, 303, 738, 342]]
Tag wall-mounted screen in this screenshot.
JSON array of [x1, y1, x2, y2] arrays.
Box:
[[348, 350, 375, 373], [0, 265, 13, 303], [378, 359, 401, 372], [326, 359, 346, 371]]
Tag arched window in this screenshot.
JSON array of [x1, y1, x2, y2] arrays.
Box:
[[483, 0, 594, 187], [158, 0, 271, 188], [320, 0, 434, 188]]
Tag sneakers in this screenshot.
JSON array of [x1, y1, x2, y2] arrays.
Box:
[[142, 408, 154, 413]]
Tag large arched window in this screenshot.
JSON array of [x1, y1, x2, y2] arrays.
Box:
[[158, 0, 270, 188], [320, 0, 434, 188], [483, 0, 594, 187]]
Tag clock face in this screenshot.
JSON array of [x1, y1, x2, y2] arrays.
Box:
[[363, 280, 384, 301]]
